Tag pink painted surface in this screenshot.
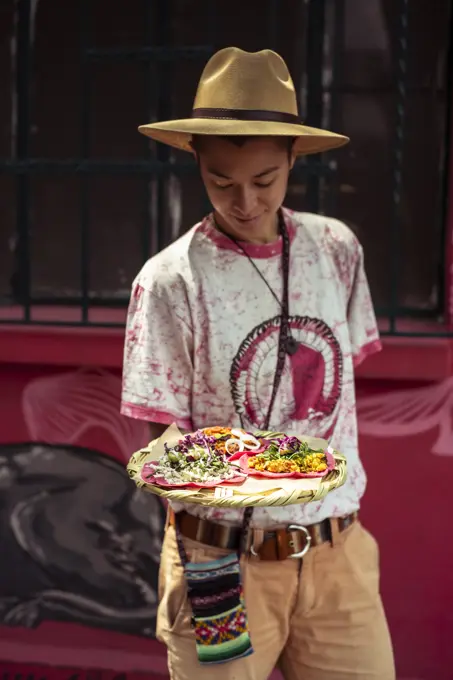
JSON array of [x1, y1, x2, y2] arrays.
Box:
[[0, 362, 452, 679], [2, 319, 452, 382], [445, 77, 453, 329], [22, 368, 149, 462]]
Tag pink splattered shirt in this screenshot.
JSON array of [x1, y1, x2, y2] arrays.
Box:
[[121, 208, 381, 528]]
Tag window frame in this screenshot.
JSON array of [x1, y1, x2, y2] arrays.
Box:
[[0, 0, 452, 346]]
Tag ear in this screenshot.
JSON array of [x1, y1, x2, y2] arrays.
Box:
[[190, 140, 200, 165], [288, 139, 297, 171]]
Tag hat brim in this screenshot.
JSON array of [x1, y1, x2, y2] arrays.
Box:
[[138, 118, 349, 156]]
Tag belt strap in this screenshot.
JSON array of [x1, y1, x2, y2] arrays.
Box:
[[167, 509, 358, 561]]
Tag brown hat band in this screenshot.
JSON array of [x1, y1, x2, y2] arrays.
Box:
[[192, 107, 301, 124]]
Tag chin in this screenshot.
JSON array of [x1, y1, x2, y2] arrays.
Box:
[[233, 215, 265, 232], [235, 218, 279, 245], [216, 211, 278, 243]]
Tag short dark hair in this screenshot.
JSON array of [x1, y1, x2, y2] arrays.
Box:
[[191, 134, 295, 159]]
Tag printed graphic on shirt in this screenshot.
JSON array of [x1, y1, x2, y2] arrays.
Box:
[[230, 315, 343, 438]]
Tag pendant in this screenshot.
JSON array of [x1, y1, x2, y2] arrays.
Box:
[[286, 335, 299, 355]]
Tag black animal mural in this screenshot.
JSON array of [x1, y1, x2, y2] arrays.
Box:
[[0, 442, 165, 637]]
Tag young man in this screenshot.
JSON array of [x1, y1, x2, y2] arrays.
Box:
[[121, 48, 395, 680]]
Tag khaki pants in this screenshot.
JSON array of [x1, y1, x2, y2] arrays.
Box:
[[157, 521, 395, 680]]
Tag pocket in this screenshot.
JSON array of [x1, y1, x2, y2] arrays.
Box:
[[157, 527, 235, 638], [343, 523, 380, 602], [156, 530, 192, 638], [157, 561, 193, 638]]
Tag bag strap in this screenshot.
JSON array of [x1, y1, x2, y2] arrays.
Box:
[[262, 209, 291, 430], [176, 210, 292, 563], [242, 211, 291, 545]]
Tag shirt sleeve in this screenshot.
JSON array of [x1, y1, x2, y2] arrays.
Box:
[[121, 279, 194, 430], [347, 242, 382, 367]]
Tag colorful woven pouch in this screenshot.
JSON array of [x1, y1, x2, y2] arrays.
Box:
[[174, 509, 254, 665], [183, 553, 253, 664]]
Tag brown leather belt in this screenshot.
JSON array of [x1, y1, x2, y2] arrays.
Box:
[[168, 508, 358, 561]]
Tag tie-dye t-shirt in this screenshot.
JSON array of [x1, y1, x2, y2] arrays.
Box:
[[121, 208, 381, 528]]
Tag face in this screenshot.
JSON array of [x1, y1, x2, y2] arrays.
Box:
[[196, 137, 295, 244]]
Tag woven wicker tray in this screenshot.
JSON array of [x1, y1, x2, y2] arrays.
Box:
[[127, 425, 347, 508]]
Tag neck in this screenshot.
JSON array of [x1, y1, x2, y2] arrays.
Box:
[[214, 212, 280, 245]]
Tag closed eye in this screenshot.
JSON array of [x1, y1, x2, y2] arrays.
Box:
[[215, 180, 275, 190], [255, 180, 274, 188]]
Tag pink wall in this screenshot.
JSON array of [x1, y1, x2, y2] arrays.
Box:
[[0, 357, 452, 680]]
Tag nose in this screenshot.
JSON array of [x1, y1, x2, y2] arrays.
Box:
[[233, 185, 258, 216]]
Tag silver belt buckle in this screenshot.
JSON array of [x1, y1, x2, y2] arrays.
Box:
[[287, 524, 311, 559]]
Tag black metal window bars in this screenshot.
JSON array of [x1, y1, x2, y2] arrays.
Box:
[[0, 0, 452, 336]]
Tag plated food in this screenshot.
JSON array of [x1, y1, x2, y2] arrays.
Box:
[[140, 429, 249, 488], [140, 427, 334, 489], [231, 435, 335, 479], [202, 426, 264, 456]]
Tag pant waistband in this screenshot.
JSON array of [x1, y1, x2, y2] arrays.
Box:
[[167, 508, 359, 561]]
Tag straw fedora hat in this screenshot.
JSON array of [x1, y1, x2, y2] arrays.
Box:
[[138, 47, 349, 156]]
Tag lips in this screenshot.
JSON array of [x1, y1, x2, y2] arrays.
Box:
[[232, 215, 262, 224]]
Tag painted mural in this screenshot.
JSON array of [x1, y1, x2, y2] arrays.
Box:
[[0, 442, 164, 636], [357, 377, 453, 456], [0, 370, 166, 651], [0, 366, 452, 680]]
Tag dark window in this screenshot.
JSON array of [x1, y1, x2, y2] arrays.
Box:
[[0, 0, 451, 333]]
